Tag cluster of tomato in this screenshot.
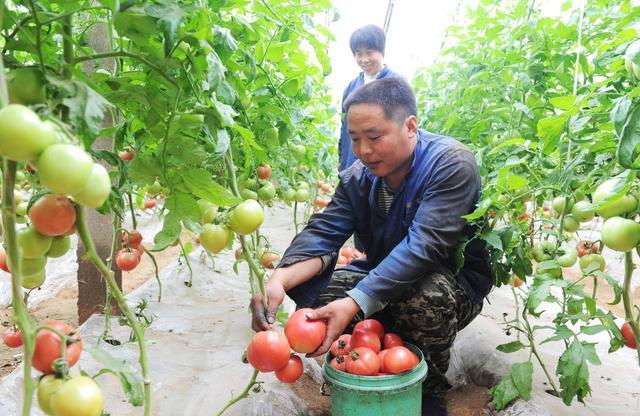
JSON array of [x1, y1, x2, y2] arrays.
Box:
[[328, 319, 419, 376], [3, 320, 103, 416], [336, 246, 366, 266], [117, 229, 144, 271], [245, 308, 327, 383], [0, 194, 76, 289], [313, 179, 333, 211]]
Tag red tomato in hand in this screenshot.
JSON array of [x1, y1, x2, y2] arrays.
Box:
[[576, 240, 598, 257], [330, 334, 351, 357], [275, 354, 303, 383], [330, 355, 346, 372], [621, 322, 638, 349], [383, 346, 419, 374], [28, 194, 76, 236], [121, 229, 143, 249], [115, 249, 141, 271], [336, 255, 349, 265], [350, 330, 381, 354], [340, 247, 354, 260], [246, 330, 291, 372], [33, 321, 83, 374], [382, 333, 403, 349], [346, 347, 380, 376], [285, 308, 327, 353], [3, 328, 23, 348], [354, 319, 385, 341]]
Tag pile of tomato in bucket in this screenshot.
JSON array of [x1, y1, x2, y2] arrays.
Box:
[[245, 308, 419, 383]]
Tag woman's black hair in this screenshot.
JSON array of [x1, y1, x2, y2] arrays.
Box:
[[349, 25, 386, 55]]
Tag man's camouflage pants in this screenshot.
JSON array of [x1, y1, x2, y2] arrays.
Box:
[[312, 269, 483, 398]]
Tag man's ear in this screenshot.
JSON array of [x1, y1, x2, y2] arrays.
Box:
[[406, 115, 418, 137]]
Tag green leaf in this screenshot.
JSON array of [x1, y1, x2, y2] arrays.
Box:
[[550, 95, 576, 111], [490, 372, 520, 410], [511, 361, 533, 400], [599, 271, 622, 305], [153, 210, 182, 251], [541, 324, 573, 344], [128, 155, 163, 185], [481, 230, 503, 250], [87, 345, 144, 406], [526, 275, 555, 314], [61, 81, 112, 138], [182, 168, 240, 207], [580, 325, 607, 336], [232, 125, 263, 151], [281, 78, 299, 96], [556, 339, 591, 405], [496, 341, 527, 353], [616, 102, 640, 169]]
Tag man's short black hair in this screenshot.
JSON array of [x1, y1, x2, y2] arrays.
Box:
[[349, 25, 386, 55], [344, 77, 417, 125]]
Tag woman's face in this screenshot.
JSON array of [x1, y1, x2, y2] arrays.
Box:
[[354, 47, 384, 76]]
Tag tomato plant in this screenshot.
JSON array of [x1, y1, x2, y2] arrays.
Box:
[[284, 308, 327, 354], [246, 331, 291, 372]]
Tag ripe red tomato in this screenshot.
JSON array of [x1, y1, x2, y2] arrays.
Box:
[[314, 197, 328, 210], [3, 328, 23, 348], [321, 183, 332, 194], [383, 346, 419, 374], [121, 229, 143, 249], [285, 308, 327, 353], [246, 330, 291, 372], [0, 247, 8, 272], [378, 349, 389, 373], [330, 334, 351, 357], [576, 240, 598, 257], [340, 247, 355, 260], [115, 249, 141, 271], [336, 255, 349, 265], [350, 329, 381, 354], [621, 322, 638, 349], [382, 333, 403, 349], [29, 194, 76, 236], [118, 149, 136, 161], [33, 321, 83, 374], [256, 164, 272, 180], [513, 275, 525, 288], [354, 319, 385, 341], [144, 199, 156, 209], [330, 355, 346, 372], [346, 347, 380, 376], [275, 354, 303, 383], [260, 252, 280, 269]]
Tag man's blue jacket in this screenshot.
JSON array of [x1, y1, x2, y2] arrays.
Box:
[[338, 66, 402, 171], [280, 130, 493, 314]]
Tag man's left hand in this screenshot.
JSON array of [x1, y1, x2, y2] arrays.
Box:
[[305, 297, 361, 357]]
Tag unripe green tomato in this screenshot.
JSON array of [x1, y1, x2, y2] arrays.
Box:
[[556, 245, 577, 268], [37, 374, 65, 415], [72, 163, 111, 208], [552, 196, 573, 215], [201, 206, 219, 224], [536, 263, 562, 279], [295, 188, 309, 203], [148, 180, 162, 196], [197, 199, 215, 216], [199, 224, 231, 254], [241, 189, 259, 201], [17, 226, 52, 259], [291, 144, 306, 161], [264, 127, 279, 144], [49, 376, 104, 416], [37, 144, 93, 196], [20, 256, 46, 275], [601, 217, 640, 252], [15, 202, 28, 217], [281, 188, 296, 203], [15, 171, 26, 182], [0, 105, 56, 161], [229, 200, 264, 235], [297, 181, 310, 191], [258, 182, 276, 201], [7, 67, 46, 105], [46, 236, 71, 258], [243, 177, 258, 190], [563, 216, 580, 233], [579, 254, 606, 273], [571, 200, 595, 223], [22, 268, 45, 289], [592, 178, 638, 218]]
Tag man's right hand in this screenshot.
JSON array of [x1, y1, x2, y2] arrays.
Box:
[[250, 277, 286, 332]]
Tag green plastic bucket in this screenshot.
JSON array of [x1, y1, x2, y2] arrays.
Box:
[[322, 343, 428, 416]]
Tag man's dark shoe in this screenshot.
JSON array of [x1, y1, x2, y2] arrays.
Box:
[[422, 395, 447, 416]]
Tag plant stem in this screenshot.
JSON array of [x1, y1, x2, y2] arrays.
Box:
[[75, 206, 152, 416], [178, 239, 193, 287], [213, 369, 260, 416], [26, 0, 46, 74], [127, 191, 138, 230], [522, 307, 560, 395], [622, 251, 640, 363], [143, 248, 162, 302]]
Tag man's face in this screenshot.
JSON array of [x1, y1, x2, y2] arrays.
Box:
[[354, 47, 384, 76], [348, 104, 417, 181]]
